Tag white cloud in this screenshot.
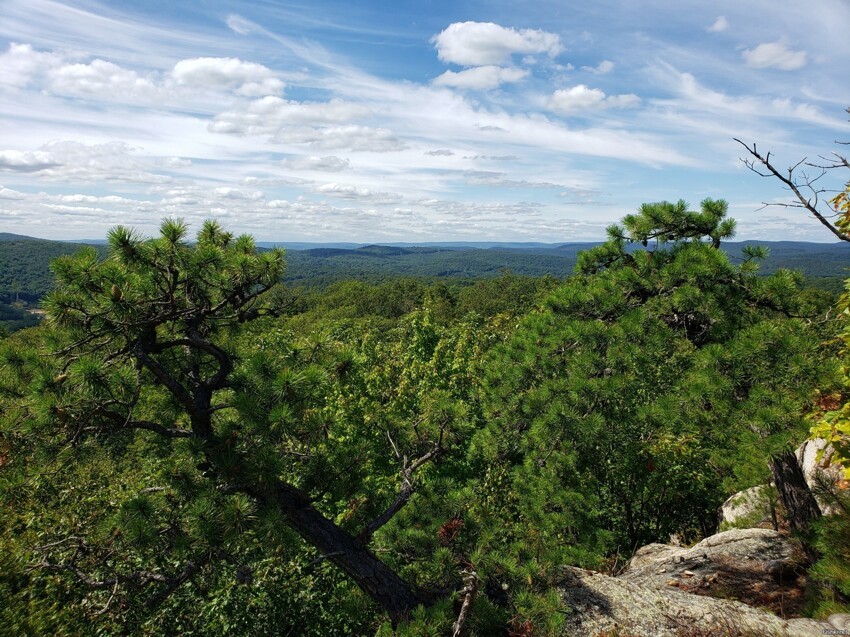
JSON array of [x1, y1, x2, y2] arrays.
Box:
[[0, 42, 63, 89], [548, 85, 640, 113], [432, 22, 562, 66], [48, 59, 157, 98], [0, 141, 172, 183], [605, 93, 642, 108], [581, 60, 614, 75], [281, 155, 350, 171], [0, 149, 62, 172], [742, 40, 807, 70], [272, 125, 407, 152], [315, 182, 402, 203], [707, 16, 729, 32], [0, 186, 26, 199], [655, 65, 847, 129], [226, 14, 253, 36], [163, 157, 192, 168], [433, 65, 529, 90], [462, 170, 562, 188], [209, 97, 370, 135], [213, 187, 263, 200], [169, 57, 284, 96]]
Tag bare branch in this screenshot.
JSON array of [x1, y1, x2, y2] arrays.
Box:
[[125, 419, 194, 438], [37, 550, 214, 611], [94, 408, 194, 439], [145, 556, 211, 609], [734, 138, 850, 243], [451, 569, 478, 637], [133, 340, 194, 413], [359, 425, 447, 543], [147, 334, 232, 391]]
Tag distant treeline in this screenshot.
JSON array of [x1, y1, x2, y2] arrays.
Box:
[[1, 233, 847, 332]]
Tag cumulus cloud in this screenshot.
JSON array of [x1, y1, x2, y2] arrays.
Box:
[[213, 187, 263, 200], [0, 149, 62, 172], [281, 155, 350, 171], [48, 59, 157, 98], [432, 22, 562, 66], [0, 42, 63, 89], [707, 16, 729, 32], [581, 60, 614, 75], [548, 85, 640, 113], [209, 97, 370, 135], [0, 43, 285, 104], [315, 182, 402, 203], [273, 125, 407, 152], [0, 186, 26, 199], [0, 141, 172, 184], [169, 57, 284, 96], [433, 65, 529, 89], [742, 40, 807, 70]]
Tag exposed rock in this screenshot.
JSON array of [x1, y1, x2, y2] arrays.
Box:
[[796, 438, 845, 514], [558, 565, 829, 636], [830, 614, 850, 630], [620, 528, 802, 591], [719, 485, 776, 530], [718, 439, 845, 531], [553, 528, 831, 635]]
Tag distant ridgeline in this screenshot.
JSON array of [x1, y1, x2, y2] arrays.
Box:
[[1, 231, 848, 331]]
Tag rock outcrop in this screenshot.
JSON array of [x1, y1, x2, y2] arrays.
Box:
[[557, 529, 845, 636], [558, 566, 831, 636], [719, 485, 776, 530], [619, 528, 802, 591], [796, 438, 846, 514], [719, 438, 845, 529]]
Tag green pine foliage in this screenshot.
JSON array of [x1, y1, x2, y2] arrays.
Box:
[[475, 199, 828, 556], [0, 204, 841, 635]]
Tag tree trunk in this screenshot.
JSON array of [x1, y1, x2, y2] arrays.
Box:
[[262, 480, 425, 624], [770, 449, 822, 562]]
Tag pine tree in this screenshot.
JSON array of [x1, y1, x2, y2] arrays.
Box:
[[0, 219, 427, 625], [476, 199, 826, 552]]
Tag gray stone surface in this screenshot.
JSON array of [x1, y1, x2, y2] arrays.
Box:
[[796, 438, 845, 514], [558, 565, 829, 636], [619, 528, 802, 590], [555, 529, 831, 636], [719, 485, 776, 529]]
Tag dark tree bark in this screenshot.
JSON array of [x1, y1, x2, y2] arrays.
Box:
[[770, 450, 822, 562], [260, 481, 425, 624], [44, 225, 430, 625]]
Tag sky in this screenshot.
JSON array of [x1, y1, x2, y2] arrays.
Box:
[[1, 0, 849, 243]]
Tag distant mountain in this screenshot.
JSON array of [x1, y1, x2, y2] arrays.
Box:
[[257, 241, 562, 250], [0, 232, 43, 242], [0, 236, 106, 303], [2, 234, 848, 308]]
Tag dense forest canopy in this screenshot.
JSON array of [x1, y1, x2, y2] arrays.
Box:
[[2, 231, 848, 336], [2, 197, 848, 636]]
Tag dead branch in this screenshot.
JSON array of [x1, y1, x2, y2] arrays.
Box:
[[359, 419, 449, 543], [734, 138, 850, 243], [451, 568, 479, 637]]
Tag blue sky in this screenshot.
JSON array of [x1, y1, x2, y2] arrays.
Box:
[[1, 0, 849, 242]]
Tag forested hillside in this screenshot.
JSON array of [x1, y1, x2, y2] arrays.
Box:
[[2, 200, 849, 636], [1, 233, 847, 333]]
